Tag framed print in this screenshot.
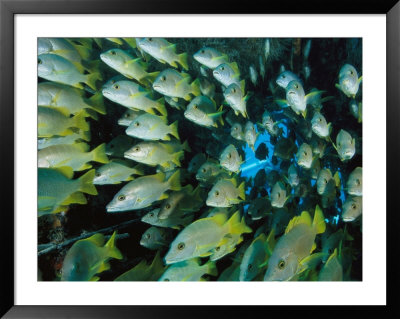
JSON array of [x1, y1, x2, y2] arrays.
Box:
[[1, 0, 399, 317]]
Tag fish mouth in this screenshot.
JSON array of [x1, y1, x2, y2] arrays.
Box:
[[213, 71, 219, 76], [342, 216, 355, 222], [106, 204, 119, 213]]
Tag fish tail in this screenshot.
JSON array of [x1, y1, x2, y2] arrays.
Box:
[[74, 43, 91, 60], [72, 111, 89, 132], [171, 151, 184, 167], [238, 181, 246, 200], [204, 261, 218, 277], [191, 78, 201, 97], [178, 52, 189, 70], [313, 205, 326, 235], [156, 98, 167, 116], [181, 140, 191, 152], [81, 129, 91, 142], [169, 121, 180, 140], [225, 211, 252, 235], [91, 143, 109, 164], [86, 71, 102, 91], [105, 231, 123, 260], [146, 71, 160, 83], [167, 169, 181, 191], [78, 169, 98, 195], [86, 91, 106, 115]]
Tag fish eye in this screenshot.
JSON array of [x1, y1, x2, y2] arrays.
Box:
[[234, 127, 238, 130], [146, 233, 151, 239], [324, 179, 327, 184], [304, 151, 307, 156], [282, 75, 286, 78], [165, 203, 171, 209], [134, 147, 140, 152], [177, 242, 185, 250], [161, 76, 166, 81], [319, 118, 322, 122], [110, 144, 114, 148], [221, 66, 225, 71], [95, 172, 101, 177], [338, 142, 341, 147], [328, 248, 333, 254], [351, 203, 357, 209], [350, 70, 354, 75], [248, 264, 253, 270], [201, 49, 205, 54], [113, 84, 119, 90], [38, 59, 42, 65], [202, 168, 206, 173], [110, 51, 116, 55], [125, 113, 130, 118], [232, 88, 236, 93], [148, 38, 153, 42], [277, 192, 281, 198], [295, 84, 299, 89], [134, 121, 140, 127], [215, 190, 220, 196], [228, 153, 232, 159], [278, 260, 286, 269], [193, 105, 197, 109], [163, 278, 170, 281], [215, 246, 220, 251], [356, 179, 360, 185], [149, 213, 154, 217], [118, 195, 126, 201]]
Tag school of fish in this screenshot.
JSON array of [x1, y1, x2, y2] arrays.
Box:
[[37, 37, 362, 281]]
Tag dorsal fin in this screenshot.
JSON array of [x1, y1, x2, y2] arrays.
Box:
[[285, 211, 312, 234]]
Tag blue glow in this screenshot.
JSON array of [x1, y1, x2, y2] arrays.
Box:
[[311, 179, 316, 187]]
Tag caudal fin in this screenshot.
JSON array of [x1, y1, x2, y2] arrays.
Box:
[[191, 78, 201, 97], [105, 231, 123, 260], [178, 52, 189, 70], [169, 121, 180, 140], [225, 211, 252, 235], [86, 92, 106, 115], [146, 71, 160, 83], [78, 169, 98, 195], [91, 143, 109, 164], [85, 72, 102, 91], [72, 112, 89, 132], [171, 151, 184, 167], [167, 169, 181, 191], [204, 261, 218, 277], [312, 205, 326, 234], [238, 182, 246, 200], [156, 98, 167, 116]]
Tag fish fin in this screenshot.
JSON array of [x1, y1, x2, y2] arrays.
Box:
[[86, 91, 106, 115], [61, 192, 87, 205], [169, 121, 180, 140], [212, 54, 228, 62], [181, 140, 191, 152], [301, 109, 307, 119], [54, 166, 74, 179], [299, 252, 325, 272], [333, 171, 341, 188], [310, 242, 317, 253], [86, 233, 105, 246], [156, 98, 167, 116], [74, 142, 90, 152], [178, 52, 189, 70], [229, 62, 240, 75], [285, 211, 312, 234], [85, 72, 101, 91], [78, 169, 98, 195], [74, 44, 91, 60], [205, 261, 218, 276], [72, 112, 89, 132], [191, 78, 201, 97], [105, 231, 123, 260], [167, 169, 181, 191], [326, 248, 338, 264], [358, 75, 363, 84], [275, 99, 288, 108], [171, 151, 184, 166], [70, 61, 86, 74], [238, 182, 246, 200], [225, 211, 252, 235], [96, 261, 110, 274], [123, 38, 137, 49], [82, 108, 99, 121], [335, 83, 342, 91], [78, 163, 92, 171], [312, 205, 326, 235], [199, 251, 213, 257], [146, 71, 160, 83], [265, 228, 276, 254], [240, 80, 245, 93], [89, 276, 100, 281], [91, 143, 109, 164]]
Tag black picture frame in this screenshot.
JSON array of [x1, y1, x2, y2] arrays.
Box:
[[1, 0, 398, 317]]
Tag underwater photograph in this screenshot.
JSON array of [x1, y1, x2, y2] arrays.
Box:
[[37, 37, 362, 282]]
